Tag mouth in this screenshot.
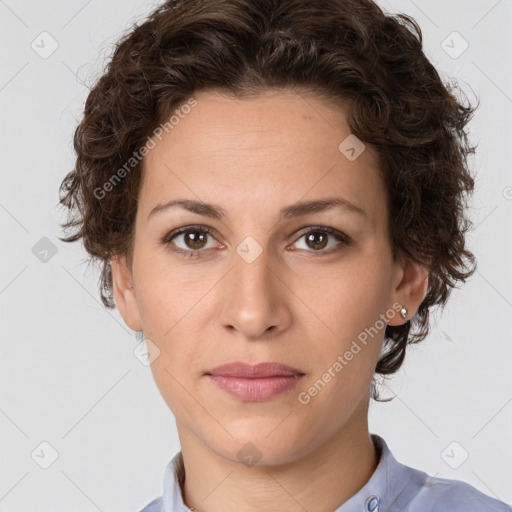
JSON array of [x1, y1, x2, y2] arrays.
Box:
[[205, 362, 305, 401], [206, 361, 305, 378]]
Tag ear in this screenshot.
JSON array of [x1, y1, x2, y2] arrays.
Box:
[[110, 254, 143, 331], [387, 252, 429, 326]]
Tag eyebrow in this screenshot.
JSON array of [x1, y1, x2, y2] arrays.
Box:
[[148, 197, 367, 221]]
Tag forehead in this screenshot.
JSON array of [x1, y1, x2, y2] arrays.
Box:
[[140, 89, 386, 229]]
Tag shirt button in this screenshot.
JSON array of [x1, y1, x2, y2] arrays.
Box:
[[364, 495, 380, 511]]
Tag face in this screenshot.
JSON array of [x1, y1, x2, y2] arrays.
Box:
[[112, 89, 427, 465]]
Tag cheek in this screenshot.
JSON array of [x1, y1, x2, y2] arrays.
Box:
[[148, 362, 199, 429], [134, 254, 209, 335], [297, 260, 389, 394], [145, 306, 204, 418], [298, 255, 388, 329], [133, 254, 211, 363]]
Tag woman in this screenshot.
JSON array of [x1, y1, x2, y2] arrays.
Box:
[[58, 0, 511, 510]]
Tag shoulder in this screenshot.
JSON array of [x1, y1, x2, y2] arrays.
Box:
[[138, 496, 163, 512], [406, 472, 511, 511], [372, 435, 510, 512]]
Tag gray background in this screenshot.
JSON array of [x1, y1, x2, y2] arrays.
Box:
[[1, 0, 511, 510]]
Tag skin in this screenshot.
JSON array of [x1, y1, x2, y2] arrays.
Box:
[[112, 89, 428, 512]]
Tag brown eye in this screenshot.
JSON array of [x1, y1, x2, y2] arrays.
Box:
[[305, 231, 329, 250], [181, 230, 209, 250], [291, 227, 351, 254], [163, 226, 218, 254]]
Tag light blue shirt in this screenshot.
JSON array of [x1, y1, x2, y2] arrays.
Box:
[[139, 434, 511, 511]]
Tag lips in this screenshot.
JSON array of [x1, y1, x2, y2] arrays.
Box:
[[206, 362, 306, 401], [206, 361, 305, 378]]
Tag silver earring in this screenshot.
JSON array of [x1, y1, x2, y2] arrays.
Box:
[[400, 306, 408, 319]]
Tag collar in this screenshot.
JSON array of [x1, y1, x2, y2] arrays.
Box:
[[161, 434, 429, 512]]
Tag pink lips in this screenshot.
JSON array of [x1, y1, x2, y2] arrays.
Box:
[[206, 362, 305, 401]]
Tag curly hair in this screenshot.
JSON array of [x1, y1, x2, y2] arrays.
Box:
[[58, 0, 478, 400]]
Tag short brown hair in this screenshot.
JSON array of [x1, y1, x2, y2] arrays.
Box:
[[58, 0, 478, 399]]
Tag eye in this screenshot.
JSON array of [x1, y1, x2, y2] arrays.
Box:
[[162, 225, 220, 258], [290, 226, 351, 254], [161, 224, 351, 259]]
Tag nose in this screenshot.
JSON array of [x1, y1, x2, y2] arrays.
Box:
[[217, 246, 293, 340]]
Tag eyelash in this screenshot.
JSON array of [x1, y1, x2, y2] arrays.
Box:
[[161, 224, 352, 259]]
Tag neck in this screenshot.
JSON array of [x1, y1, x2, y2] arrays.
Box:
[[177, 406, 379, 512]]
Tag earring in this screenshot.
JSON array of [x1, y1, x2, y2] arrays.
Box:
[[400, 306, 408, 319]]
